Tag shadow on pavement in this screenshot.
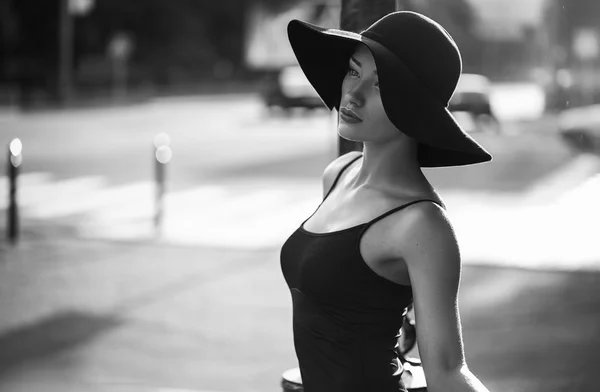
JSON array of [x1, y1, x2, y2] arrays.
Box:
[[460, 265, 600, 391], [0, 310, 122, 376]]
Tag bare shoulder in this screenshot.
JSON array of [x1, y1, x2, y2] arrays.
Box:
[[322, 151, 363, 197], [388, 201, 460, 272]]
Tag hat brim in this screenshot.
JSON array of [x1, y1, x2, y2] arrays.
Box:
[[287, 19, 492, 167]]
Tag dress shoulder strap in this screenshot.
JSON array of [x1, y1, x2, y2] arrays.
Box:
[[323, 153, 363, 200], [364, 199, 444, 229]]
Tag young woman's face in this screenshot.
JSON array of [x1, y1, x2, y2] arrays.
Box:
[[338, 44, 400, 143]]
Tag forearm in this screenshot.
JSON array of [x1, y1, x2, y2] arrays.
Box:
[[427, 365, 491, 392]]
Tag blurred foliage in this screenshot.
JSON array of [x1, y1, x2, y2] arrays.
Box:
[[2, 0, 306, 91], [6, 0, 598, 104], [78, 0, 218, 84], [3, 0, 60, 87]]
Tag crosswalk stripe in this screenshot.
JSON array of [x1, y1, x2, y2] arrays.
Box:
[[0, 172, 55, 209], [1, 170, 600, 270], [83, 179, 321, 248], [24, 176, 109, 218]]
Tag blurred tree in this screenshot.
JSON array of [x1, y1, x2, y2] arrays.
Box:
[[76, 0, 305, 87], [0, 0, 18, 84], [9, 0, 61, 103], [78, 0, 211, 86], [6, 0, 329, 99]]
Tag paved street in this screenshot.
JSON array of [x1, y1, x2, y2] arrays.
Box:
[[1, 152, 600, 268], [1, 94, 597, 267], [0, 95, 337, 186], [1, 93, 599, 391], [0, 238, 599, 392]]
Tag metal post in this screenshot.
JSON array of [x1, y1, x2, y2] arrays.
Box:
[[153, 133, 172, 235], [58, 0, 73, 103], [154, 152, 165, 231], [7, 139, 22, 244]]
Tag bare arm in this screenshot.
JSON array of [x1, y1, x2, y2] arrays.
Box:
[[393, 203, 490, 392]]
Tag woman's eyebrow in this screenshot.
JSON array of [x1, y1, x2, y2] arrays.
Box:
[[350, 56, 377, 75], [350, 57, 361, 67]]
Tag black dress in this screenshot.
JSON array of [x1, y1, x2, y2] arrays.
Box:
[[280, 155, 437, 392]]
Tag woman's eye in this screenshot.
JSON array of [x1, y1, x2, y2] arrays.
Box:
[[347, 68, 359, 77]]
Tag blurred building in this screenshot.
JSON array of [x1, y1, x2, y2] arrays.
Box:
[[244, 0, 548, 81], [465, 0, 547, 81], [540, 0, 600, 110], [3, 0, 596, 110], [244, 0, 340, 70], [244, 0, 481, 72]]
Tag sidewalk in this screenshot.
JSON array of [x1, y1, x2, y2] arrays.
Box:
[[0, 235, 296, 392], [1, 232, 600, 392]]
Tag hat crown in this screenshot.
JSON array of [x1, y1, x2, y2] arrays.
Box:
[[361, 11, 462, 105]]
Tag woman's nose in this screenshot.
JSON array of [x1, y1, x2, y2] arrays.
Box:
[[346, 81, 366, 107]]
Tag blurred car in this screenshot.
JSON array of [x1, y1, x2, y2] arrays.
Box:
[[261, 65, 325, 112], [449, 73, 501, 133], [262, 68, 499, 134], [558, 104, 600, 152]]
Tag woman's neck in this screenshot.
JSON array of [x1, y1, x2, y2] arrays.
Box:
[[349, 139, 428, 193]]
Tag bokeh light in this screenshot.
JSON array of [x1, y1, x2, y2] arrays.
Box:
[[154, 132, 171, 149], [10, 154, 22, 168], [9, 138, 22, 157], [155, 145, 172, 164]]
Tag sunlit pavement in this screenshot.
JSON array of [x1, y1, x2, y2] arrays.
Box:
[[0, 238, 599, 392], [1, 88, 597, 271], [1, 150, 599, 271], [1, 88, 599, 391]]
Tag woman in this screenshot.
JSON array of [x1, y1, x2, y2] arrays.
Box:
[[280, 11, 492, 392]]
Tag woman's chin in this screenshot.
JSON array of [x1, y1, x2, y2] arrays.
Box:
[[337, 125, 364, 142]]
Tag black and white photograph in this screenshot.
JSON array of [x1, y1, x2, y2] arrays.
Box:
[[0, 1, 599, 391]]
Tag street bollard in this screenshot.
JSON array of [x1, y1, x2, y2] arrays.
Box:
[[153, 133, 172, 234], [281, 368, 303, 392], [7, 139, 22, 244]]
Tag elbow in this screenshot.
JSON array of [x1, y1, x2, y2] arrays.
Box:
[[426, 364, 490, 392], [425, 363, 469, 392]]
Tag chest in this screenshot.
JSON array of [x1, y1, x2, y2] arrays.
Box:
[[299, 191, 413, 287], [280, 227, 412, 311]]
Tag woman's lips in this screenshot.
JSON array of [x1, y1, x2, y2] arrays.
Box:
[[340, 107, 363, 123]]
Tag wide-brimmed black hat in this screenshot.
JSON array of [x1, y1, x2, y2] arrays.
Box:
[[287, 11, 492, 167]]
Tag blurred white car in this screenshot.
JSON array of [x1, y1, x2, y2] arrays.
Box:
[[261, 67, 500, 134], [261, 65, 325, 111], [449, 73, 501, 133], [558, 104, 600, 152]]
